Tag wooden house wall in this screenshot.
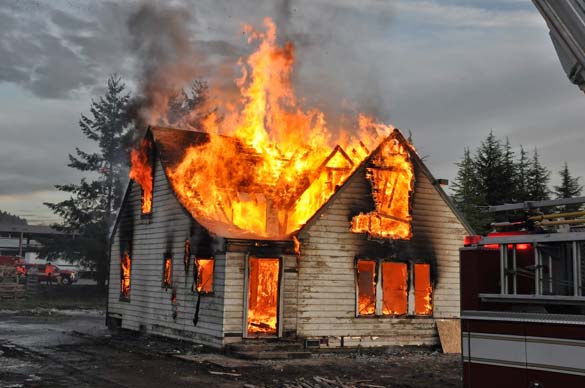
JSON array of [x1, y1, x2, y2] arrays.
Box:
[[108, 158, 226, 347], [293, 160, 468, 345]]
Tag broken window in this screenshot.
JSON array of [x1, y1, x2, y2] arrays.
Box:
[[357, 260, 377, 316], [382, 262, 408, 315], [414, 263, 432, 315], [162, 256, 172, 289], [120, 252, 131, 300], [356, 259, 432, 317], [195, 258, 214, 294]]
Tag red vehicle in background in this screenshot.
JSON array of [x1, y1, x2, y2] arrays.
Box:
[[461, 197, 585, 387], [22, 263, 78, 285]]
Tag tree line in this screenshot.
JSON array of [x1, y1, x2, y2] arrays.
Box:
[[451, 131, 583, 233]]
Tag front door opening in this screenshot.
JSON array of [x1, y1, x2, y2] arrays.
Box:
[[247, 257, 280, 337]]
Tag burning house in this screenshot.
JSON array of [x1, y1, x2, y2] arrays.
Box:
[[107, 18, 472, 348]]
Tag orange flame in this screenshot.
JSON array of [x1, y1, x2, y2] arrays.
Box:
[[382, 262, 408, 315], [247, 258, 280, 335], [357, 260, 376, 316], [165, 18, 394, 239], [196, 258, 214, 293], [414, 263, 432, 315], [120, 252, 131, 298], [130, 139, 153, 214], [163, 257, 172, 288], [351, 138, 413, 239]]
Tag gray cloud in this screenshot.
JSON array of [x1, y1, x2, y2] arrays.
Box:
[[0, 0, 584, 223]]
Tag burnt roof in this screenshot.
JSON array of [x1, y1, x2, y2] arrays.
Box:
[[111, 126, 473, 241]]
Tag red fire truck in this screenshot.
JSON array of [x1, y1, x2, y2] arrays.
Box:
[[461, 197, 585, 388]]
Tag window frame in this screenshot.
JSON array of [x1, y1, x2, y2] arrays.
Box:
[[355, 257, 433, 318], [119, 252, 132, 302], [194, 257, 215, 295], [162, 254, 172, 289]]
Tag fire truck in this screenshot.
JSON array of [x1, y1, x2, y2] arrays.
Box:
[[461, 196, 585, 388]]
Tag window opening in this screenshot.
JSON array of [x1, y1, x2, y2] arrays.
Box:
[[195, 258, 214, 294], [162, 256, 172, 289], [382, 262, 408, 315], [414, 263, 432, 315], [120, 252, 131, 300], [357, 260, 377, 316]]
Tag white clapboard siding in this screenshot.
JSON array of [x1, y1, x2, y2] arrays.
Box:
[[295, 158, 468, 343], [108, 158, 226, 347]]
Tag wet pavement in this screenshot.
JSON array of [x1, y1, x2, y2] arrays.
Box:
[[0, 310, 462, 388]]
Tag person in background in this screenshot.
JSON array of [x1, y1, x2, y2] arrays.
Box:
[[45, 262, 54, 286]]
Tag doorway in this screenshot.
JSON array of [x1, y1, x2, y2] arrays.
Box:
[[246, 257, 281, 337]]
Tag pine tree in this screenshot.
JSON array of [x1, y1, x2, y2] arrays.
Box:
[[553, 162, 583, 211], [501, 137, 517, 203], [514, 146, 530, 202], [527, 149, 551, 201], [474, 131, 511, 206], [452, 148, 488, 232], [43, 76, 132, 287]]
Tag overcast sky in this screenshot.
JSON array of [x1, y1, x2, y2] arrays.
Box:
[[0, 0, 583, 224]]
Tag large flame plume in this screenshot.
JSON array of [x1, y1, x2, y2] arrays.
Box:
[[163, 18, 395, 239]]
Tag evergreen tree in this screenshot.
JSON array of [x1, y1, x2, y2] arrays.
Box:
[[514, 146, 530, 202], [0, 210, 28, 225], [526, 149, 551, 201], [553, 162, 583, 211], [43, 75, 132, 287], [474, 131, 513, 206], [452, 148, 488, 232], [501, 137, 517, 203]]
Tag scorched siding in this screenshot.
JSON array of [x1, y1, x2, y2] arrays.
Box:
[[108, 158, 226, 347], [295, 158, 466, 344]]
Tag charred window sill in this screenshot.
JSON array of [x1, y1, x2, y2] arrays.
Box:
[[119, 296, 131, 303]]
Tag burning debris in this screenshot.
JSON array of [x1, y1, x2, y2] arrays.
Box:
[[130, 139, 153, 214]]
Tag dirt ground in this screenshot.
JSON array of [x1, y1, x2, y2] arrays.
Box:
[[0, 287, 462, 388]]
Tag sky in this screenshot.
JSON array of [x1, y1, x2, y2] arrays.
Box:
[[0, 0, 583, 225]]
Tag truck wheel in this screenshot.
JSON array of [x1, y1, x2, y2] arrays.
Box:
[[62, 276, 72, 286]]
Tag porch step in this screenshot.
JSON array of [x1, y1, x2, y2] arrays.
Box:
[[231, 350, 312, 360], [226, 340, 304, 353], [226, 339, 311, 359]]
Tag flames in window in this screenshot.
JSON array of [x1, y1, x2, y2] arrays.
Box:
[[130, 139, 153, 214], [351, 138, 414, 240], [357, 260, 376, 316], [120, 252, 131, 299], [163, 256, 172, 289], [247, 258, 280, 335], [382, 262, 408, 315], [196, 258, 214, 294], [414, 263, 432, 315]]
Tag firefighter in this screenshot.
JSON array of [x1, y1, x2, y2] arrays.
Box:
[[45, 262, 54, 286]]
